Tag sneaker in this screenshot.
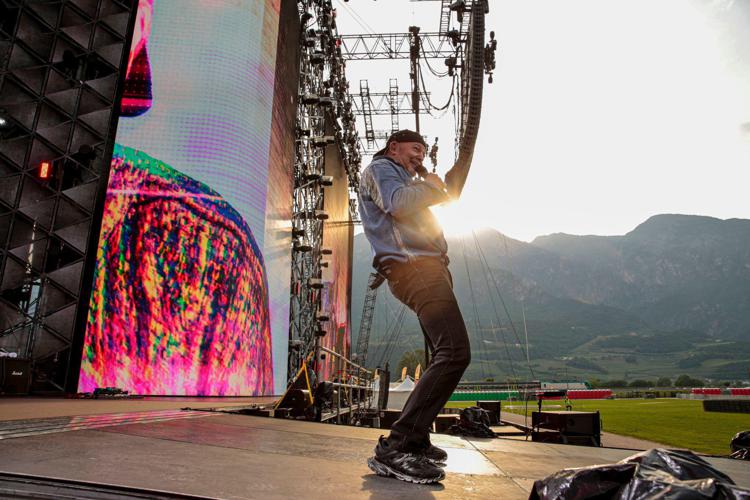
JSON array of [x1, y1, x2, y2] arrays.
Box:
[[367, 436, 445, 484], [423, 444, 448, 465]]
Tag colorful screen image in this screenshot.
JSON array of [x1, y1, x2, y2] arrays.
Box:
[[79, 0, 292, 395]]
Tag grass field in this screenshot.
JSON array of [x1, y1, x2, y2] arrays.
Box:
[[446, 398, 748, 456]]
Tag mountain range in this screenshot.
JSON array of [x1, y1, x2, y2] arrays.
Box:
[[350, 214, 750, 382]]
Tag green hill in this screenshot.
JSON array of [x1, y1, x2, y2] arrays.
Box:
[[352, 214, 750, 382]]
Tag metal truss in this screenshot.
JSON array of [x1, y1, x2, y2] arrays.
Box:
[[350, 89, 432, 116], [338, 32, 460, 60], [288, 0, 362, 384]]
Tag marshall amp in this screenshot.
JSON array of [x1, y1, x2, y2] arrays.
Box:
[[1, 358, 32, 395]]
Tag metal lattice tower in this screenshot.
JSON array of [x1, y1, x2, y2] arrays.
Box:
[[353, 272, 384, 369], [359, 80, 375, 149], [388, 79, 399, 133]]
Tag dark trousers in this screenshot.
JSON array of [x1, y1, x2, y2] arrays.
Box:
[[382, 257, 470, 452]]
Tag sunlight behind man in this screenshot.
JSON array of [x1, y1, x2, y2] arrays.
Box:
[[431, 200, 491, 238]]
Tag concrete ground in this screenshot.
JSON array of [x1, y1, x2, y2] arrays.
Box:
[[0, 400, 748, 499]]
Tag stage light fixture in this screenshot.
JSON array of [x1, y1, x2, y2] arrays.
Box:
[[0, 111, 21, 140], [302, 94, 320, 105], [449, 0, 466, 23], [445, 56, 457, 77], [312, 135, 335, 147], [447, 30, 461, 47], [309, 278, 324, 289], [320, 248, 333, 256], [320, 175, 333, 186], [310, 51, 326, 65]]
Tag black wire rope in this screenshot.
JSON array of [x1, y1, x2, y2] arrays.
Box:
[[379, 305, 407, 369], [370, 294, 397, 369], [460, 235, 488, 380], [470, 231, 518, 380], [375, 303, 407, 369], [381, 305, 408, 365], [472, 230, 536, 380]]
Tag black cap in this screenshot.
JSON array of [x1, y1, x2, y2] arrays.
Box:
[[374, 129, 428, 157]]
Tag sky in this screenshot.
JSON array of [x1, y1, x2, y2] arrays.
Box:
[[334, 0, 750, 242]]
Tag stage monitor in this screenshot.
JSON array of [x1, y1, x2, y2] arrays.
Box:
[[78, 0, 296, 395]]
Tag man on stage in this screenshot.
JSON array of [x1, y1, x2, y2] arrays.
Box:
[[359, 130, 471, 484]]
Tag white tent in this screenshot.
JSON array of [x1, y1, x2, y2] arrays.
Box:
[[388, 375, 416, 409], [391, 376, 415, 392]]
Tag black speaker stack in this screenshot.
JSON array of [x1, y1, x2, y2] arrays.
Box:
[[531, 410, 601, 447], [1, 357, 32, 394]]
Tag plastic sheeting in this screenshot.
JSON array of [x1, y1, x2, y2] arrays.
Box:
[[529, 448, 750, 500], [731, 431, 750, 461]]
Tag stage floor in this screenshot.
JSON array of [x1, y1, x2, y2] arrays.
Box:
[[1, 399, 748, 499]]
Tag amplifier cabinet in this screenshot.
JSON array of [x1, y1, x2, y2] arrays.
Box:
[[531, 411, 601, 447], [1, 358, 32, 395]]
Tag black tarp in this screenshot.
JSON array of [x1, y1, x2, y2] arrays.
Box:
[[529, 448, 750, 500]]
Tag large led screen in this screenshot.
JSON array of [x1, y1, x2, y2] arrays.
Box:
[[318, 139, 354, 381], [79, 0, 294, 395]]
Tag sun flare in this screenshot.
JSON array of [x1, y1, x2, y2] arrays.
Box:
[[431, 200, 488, 238]]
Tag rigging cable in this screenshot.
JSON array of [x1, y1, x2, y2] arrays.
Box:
[[470, 230, 518, 380], [379, 304, 407, 369], [374, 303, 407, 369], [472, 230, 536, 379], [460, 235, 489, 380], [500, 232, 532, 367], [335, 0, 376, 35]]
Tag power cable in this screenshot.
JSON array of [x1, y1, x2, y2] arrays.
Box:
[[420, 42, 450, 77], [418, 63, 455, 113]]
